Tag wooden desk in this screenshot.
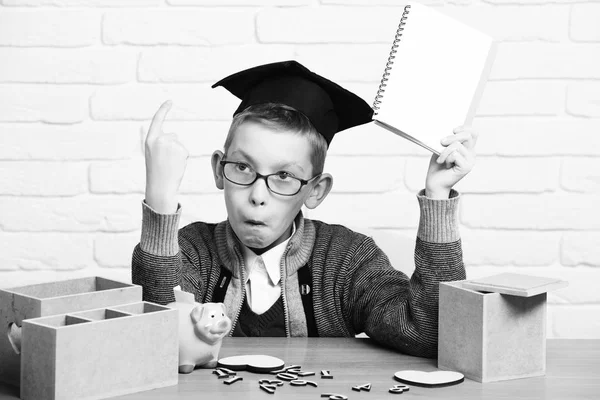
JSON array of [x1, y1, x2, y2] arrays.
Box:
[[1, 338, 598, 400]]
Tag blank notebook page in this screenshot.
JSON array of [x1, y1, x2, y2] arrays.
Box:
[[374, 3, 494, 153]]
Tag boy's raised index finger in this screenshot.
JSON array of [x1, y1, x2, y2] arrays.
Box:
[[148, 100, 172, 139]]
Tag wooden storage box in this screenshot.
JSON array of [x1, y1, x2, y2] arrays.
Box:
[[438, 275, 566, 383], [21, 302, 178, 400], [0, 277, 142, 388], [438, 279, 547, 382]]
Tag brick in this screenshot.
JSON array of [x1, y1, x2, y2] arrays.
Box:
[[547, 266, 600, 305], [140, 121, 230, 156], [167, 0, 309, 4], [90, 84, 238, 121], [461, 229, 560, 266], [0, 48, 136, 84], [257, 7, 405, 43], [0, 162, 88, 196], [179, 194, 228, 226], [0, 10, 100, 47], [89, 161, 144, 194], [95, 232, 141, 268], [476, 81, 565, 116], [549, 305, 600, 338], [562, 232, 600, 267], [570, 4, 600, 42], [0, 85, 89, 123], [258, 5, 568, 43], [490, 43, 600, 79], [305, 191, 419, 229], [0, 232, 94, 270], [406, 156, 560, 194], [567, 82, 600, 117], [471, 117, 600, 157], [103, 10, 255, 46], [180, 158, 221, 194], [0, 122, 142, 161], [138, 45, 295, 83], [561, 157, 600, 193], [293, 44, 391, 83], [0, 195, 142, 232], [325, 155, 407, 193], [90, 157, 219, 194], [461, 193, 600, 230], [3, 0, 160, 4]]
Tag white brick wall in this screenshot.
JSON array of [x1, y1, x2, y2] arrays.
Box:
[[0, 0, 598, 339]]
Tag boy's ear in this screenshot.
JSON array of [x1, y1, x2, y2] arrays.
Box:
[[304, 173, 333, 209], [211, 150, 225, 190]]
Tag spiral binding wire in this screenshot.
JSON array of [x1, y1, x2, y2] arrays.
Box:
[[372, 5, 411, 114]]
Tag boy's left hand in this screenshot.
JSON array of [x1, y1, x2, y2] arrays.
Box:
[[424, 126, 478, 199]]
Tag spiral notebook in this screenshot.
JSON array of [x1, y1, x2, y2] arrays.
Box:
[[372, 3, 497, 155]]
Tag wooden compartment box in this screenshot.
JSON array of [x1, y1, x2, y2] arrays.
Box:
[[0, 277, 142, 389], [437, 280, 548, 382], [20, 302, 178, 400]]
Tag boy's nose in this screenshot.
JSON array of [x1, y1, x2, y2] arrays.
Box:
[[249, 177, 269, 206]]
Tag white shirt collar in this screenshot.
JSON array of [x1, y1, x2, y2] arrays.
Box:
[[242, 222, 296, 286]]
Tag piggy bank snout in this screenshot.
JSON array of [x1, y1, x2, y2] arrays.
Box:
[[217, 319, 229, 330], [209, 318, 231, 335]]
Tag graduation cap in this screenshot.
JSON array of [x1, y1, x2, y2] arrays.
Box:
[[211, 60, 374, 146]]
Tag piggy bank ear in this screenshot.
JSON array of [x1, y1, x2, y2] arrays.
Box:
[[218, 302, 227, 315], [190, 304, 205, 324]]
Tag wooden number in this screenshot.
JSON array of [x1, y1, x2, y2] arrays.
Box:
[[320, 370, 334, 379], [290, 379, 318, 387], [389, 384, 410, 394], [258, 379, 283, 386], [260, 384, 277, 394], [276, 372, 298, 381], [352, 383, 372, 392], [321, 394, 348, 400], [271, 364, 302, 374], [296, 371, 316, 377], [223, 376, 242, 385]]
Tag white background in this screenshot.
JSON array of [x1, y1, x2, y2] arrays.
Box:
[[0, 0, 599, 338]]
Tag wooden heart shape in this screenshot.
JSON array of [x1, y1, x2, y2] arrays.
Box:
[[394, 370, 464, 387], [217, 355, 285, 373]]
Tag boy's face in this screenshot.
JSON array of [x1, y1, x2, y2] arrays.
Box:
[[212, 121, 330, 252]]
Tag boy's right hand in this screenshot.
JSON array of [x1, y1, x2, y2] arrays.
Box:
[[144, 101, 189, 214]]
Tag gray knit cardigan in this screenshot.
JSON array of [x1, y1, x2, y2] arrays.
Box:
[[132, 190, 465, 358]]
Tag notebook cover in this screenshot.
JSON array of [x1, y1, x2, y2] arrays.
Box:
[[462, 273, 568, 297], [373, 3, 496, 155]]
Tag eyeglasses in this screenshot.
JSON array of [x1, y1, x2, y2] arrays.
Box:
[[220, 160, 320, 196]]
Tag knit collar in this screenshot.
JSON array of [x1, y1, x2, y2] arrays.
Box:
[[215, 210, 315, 280]]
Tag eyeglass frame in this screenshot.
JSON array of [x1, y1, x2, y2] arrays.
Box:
[[219, 160, 321, 196]]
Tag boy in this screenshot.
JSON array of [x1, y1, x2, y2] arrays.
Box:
[[132, 61, 477, 358]]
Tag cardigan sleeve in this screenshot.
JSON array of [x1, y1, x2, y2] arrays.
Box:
[[346, 189, 465, 358]]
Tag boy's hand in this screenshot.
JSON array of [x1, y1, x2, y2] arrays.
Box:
[[144, 101, 189, 214], [424, 126, 478, 199]]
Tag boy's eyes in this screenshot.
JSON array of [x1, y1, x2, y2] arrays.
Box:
[[233, 162, 296, 178], [235, 163, 251, 172], [274, 171, 293, 180]]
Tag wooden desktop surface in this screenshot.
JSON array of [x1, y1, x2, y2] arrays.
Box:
[[1, 338, 598, 400]]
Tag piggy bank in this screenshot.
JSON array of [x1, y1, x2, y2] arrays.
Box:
[[167, 288, 232, 374]]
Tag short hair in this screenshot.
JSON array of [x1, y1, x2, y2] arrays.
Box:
[[223, 103, 327, 176]]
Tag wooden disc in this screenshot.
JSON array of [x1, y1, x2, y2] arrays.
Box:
[[394, 370, 464, 388], [217, 355, 285, 373]]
